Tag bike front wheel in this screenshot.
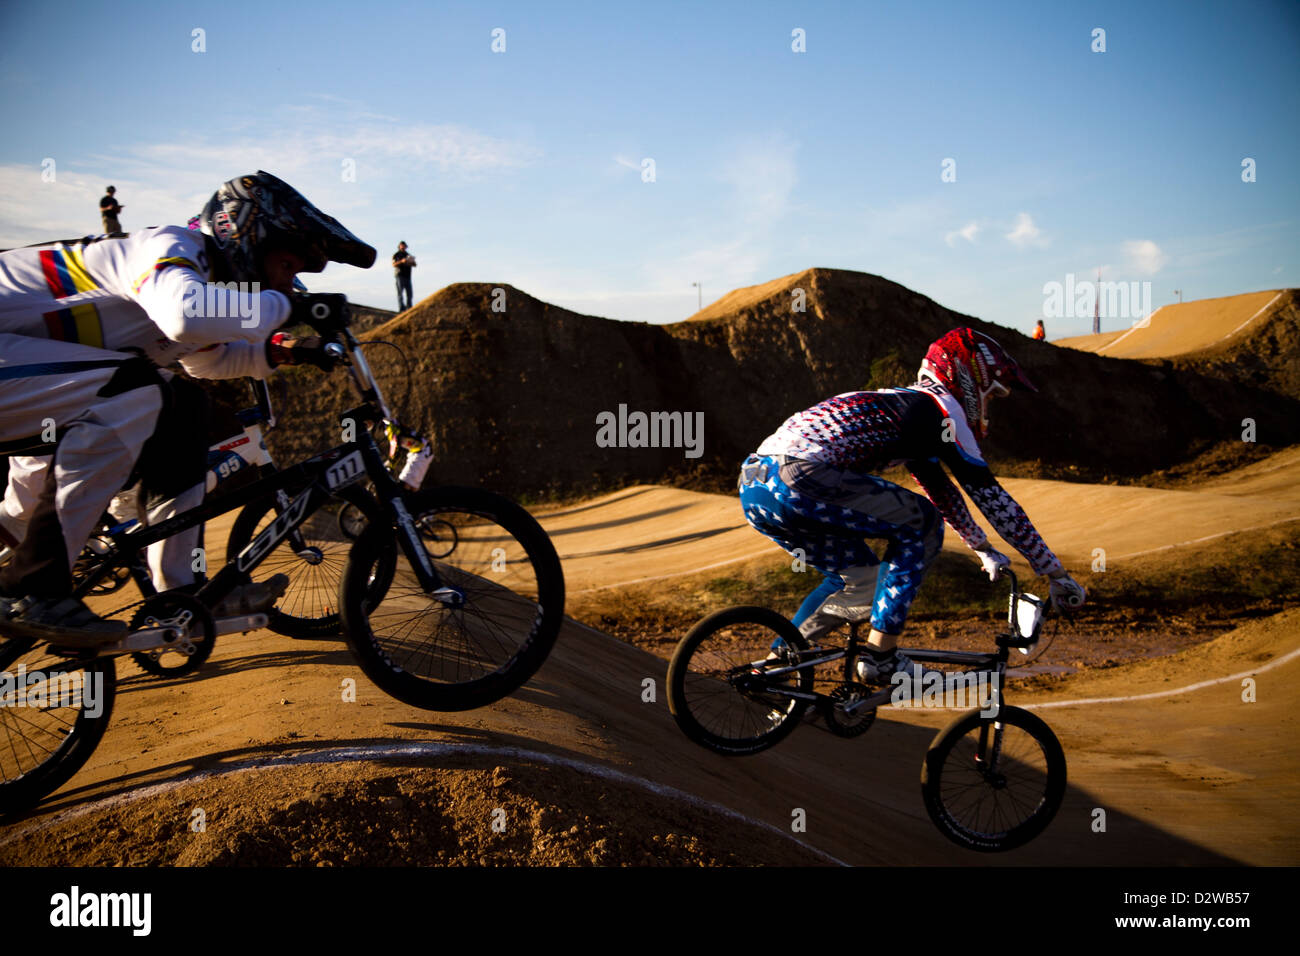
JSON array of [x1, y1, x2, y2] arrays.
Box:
[[920, 704, 1066, 852], [0, 636, 116, 817], [666, 606, 813, 756], [340, 486, 564, 711]]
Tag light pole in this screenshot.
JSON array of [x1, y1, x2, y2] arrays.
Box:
[[691, 281, 702, 311], [1174, 289, 1183, 304]]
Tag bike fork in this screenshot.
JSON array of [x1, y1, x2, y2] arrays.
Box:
[[275, 487, 313, 555]]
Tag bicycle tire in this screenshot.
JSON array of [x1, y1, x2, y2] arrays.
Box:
[[920, 704, 1066, 852], [339, 486, 564, 711], [227, 483, 385, 639], [666, 606, 813, 756], [336, 483, 373, 541], [0, 638, 117, 817]]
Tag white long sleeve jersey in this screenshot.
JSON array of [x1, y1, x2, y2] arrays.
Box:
[[0, 226, 291, 379]]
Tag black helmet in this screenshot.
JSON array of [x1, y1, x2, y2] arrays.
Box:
[[196, 171, 376, 283]]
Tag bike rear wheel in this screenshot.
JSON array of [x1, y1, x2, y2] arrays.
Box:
[[227, 484, 385, 639], [340, 487, 564, 711], [920, 704, 1066, 852], [0, 636, 116, 817], [666, 606, 813, 756]]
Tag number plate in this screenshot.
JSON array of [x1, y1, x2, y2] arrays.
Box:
[[325, 451, 364, 490]]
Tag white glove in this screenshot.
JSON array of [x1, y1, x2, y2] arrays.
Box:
[[1049, 573, 1086, 610], [974, 545, 1011, 581]]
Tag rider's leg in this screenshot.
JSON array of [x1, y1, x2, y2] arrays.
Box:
[[130, 374, 288, 613], [0, 454, 47, 547], [738, 455, 879, 646], [132, 374, 209, 591], [760, 459, 944, 664], [0, 338, 164, 640], [791, 573, 841, 628]]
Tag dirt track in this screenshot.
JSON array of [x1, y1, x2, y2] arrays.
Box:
[[2, 451, 1298, 865], [1057, 289, 1289, 358]]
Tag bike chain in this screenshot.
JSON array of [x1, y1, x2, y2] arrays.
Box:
[[822, 681, 878, 738]]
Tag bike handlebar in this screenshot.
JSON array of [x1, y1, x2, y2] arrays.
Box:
[[288, 292, 397, 427]]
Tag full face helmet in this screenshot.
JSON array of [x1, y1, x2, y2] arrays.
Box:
[[917, 327, 1037, 438], [195, 171, 375, 283]]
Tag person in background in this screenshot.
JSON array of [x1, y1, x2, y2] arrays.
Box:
[[1032, 319, 1046, 341], [100, 186, 124, 234], [393, 241, 416, 311]]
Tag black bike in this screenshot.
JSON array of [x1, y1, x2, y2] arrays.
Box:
[[666, 571, 1066, 852], [0, 294, 565, 817]]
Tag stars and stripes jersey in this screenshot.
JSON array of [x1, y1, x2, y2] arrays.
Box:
[[0, 226, 291, 380], [757, 382, 1063, 576]]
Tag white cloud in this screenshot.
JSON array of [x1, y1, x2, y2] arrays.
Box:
[[0, 103, 539, 248], [613, 155, 642, 171], [945, 221, 979, 247], [313, 123, 538, 172], [1006, 212, 1047, 248], [1122, 239, 1168, 275], [721, 139, 798, 226]]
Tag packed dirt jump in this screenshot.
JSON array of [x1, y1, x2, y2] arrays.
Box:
[[1056, 290, 1290, 360], [2, 280, 1297, 867], [3, 455, 1297, 866]]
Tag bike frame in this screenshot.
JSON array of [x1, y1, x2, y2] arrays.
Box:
[[747, 571, 1043, 720], [67, 298, 454, 650]]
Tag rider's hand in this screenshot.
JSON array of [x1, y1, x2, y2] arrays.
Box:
[[267, 333, 340, 371], [288, 292, 348, 332], [973, 544, 1011, 581], [1048, 571, 1086, 611]]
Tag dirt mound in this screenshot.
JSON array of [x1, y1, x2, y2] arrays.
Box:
[[1171, 289, 1300, 402], [202, 271, 1300, 499], [1056, 329, 1126, 352], [346, 302, 398, 334], [684, 269, 817, 323], [1057, 290, 1291, 359], [3, 760, 827, 866]]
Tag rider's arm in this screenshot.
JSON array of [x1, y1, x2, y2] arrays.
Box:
[[942, 455, 1064, 578], [907, 457, 991, 551], [126, 227, 290, 346], [178, 341, 274, 380], [908, 387, 1064, 578]]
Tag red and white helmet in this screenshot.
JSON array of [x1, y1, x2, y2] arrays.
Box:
[[917, 328, 1037, 438]]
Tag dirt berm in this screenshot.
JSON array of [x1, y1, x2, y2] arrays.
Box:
[[205, 268, 1300, 499]]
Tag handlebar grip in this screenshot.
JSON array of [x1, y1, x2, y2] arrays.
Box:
[[289, 293, 350, 334]]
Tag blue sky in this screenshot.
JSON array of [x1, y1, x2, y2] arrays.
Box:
[[1, 0, 1296, 336]]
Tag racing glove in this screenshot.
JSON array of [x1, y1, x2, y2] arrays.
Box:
[[1048, 572, 1087, 610], [972, 544, 1012, 581], [267, 333, 341, 371]]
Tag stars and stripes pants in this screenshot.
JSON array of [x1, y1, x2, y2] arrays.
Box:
[[739, 453, 943, 635]]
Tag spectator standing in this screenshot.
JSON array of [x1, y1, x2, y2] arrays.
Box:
[[393, 241, 416, 311], [100, 186, 124, 234], [1032, 319, 1046, 341]]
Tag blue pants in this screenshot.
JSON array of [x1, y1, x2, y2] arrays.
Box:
[[396, 274, 413, 311], [739, 454, 943, 634]]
